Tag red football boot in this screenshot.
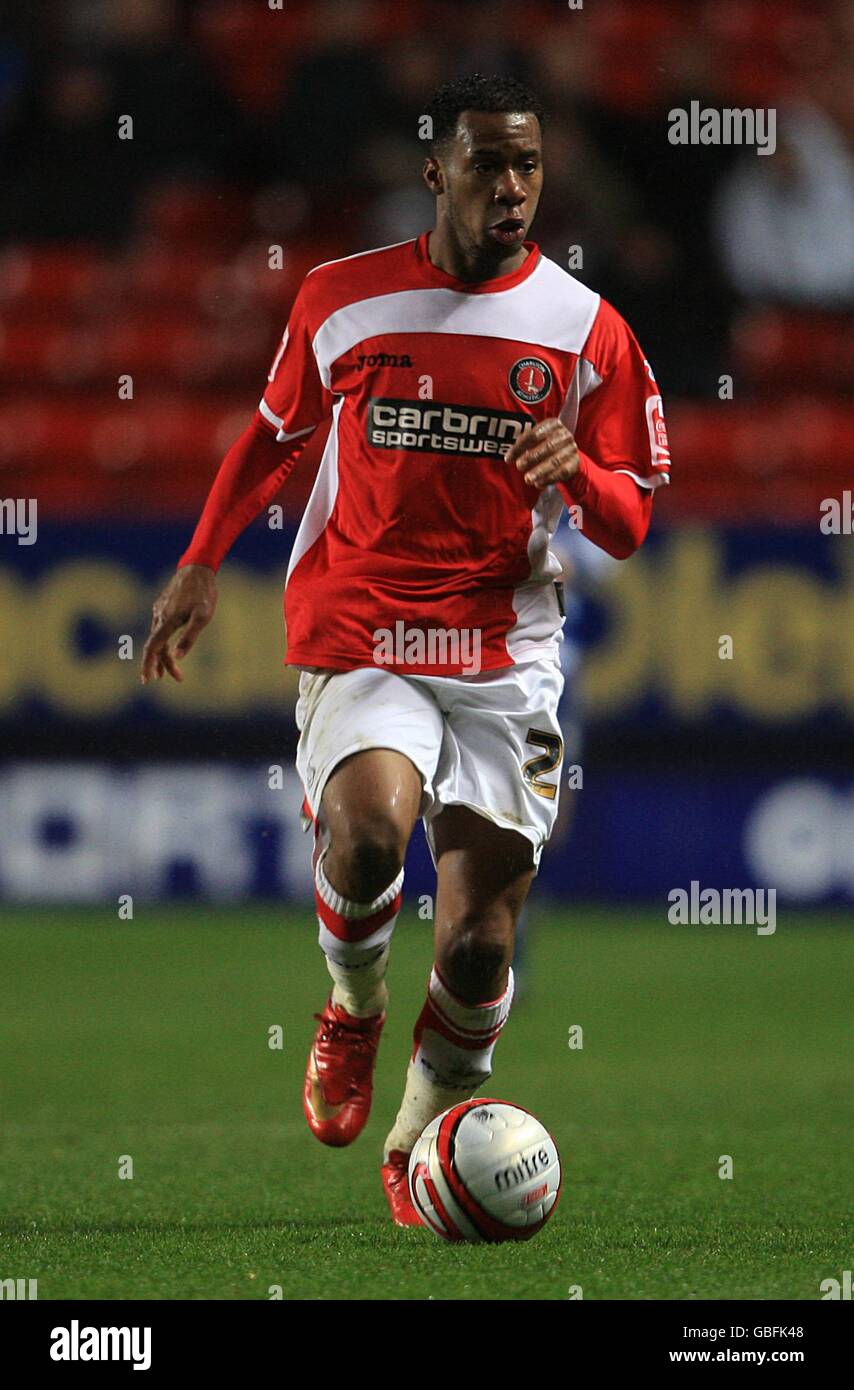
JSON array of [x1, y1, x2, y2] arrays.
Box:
[[303, 997, 385, 1147], [381, 1149, 422, 1227]]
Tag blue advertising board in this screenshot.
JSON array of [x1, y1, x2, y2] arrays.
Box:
[[2, 520, 853, 732]]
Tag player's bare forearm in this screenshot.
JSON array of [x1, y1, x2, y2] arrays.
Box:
[[506, 417, 580, 488], [140, 563, 217, 685]]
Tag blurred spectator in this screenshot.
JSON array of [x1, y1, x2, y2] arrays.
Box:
[[97, 0, 244, 183], [531, 114, 635, 279], [578, 28, 738, 395], [0, 57, 133, 243], [0, 35, 29, 136], [265, 0, 390, 196], [428, 0, 533, 85], [360, 132, 437, 246], [713, 103, 854, 308], [1, 0, 851, 399], [359, 36, 443, 244], [0, 0, 245, 243]]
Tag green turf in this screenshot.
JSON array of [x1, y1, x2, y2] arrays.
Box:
[[0, 904, 851, 1300]]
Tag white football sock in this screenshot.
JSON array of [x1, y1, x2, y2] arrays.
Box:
[[314, 849, 403, 1018], [383, 967, 515, 1159], [326, 944, 390, 1018], [383, 1060, 475, 1162]]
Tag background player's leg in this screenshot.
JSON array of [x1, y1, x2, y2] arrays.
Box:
[[384, 806, 534, 1159], [315, 748, 422, 1017]]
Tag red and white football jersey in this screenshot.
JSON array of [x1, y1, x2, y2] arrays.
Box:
[[252, 232, 669, 674]]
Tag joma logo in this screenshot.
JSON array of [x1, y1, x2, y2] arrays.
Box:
[[356, 352, 414, 370]]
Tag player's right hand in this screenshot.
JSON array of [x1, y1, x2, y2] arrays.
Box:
[[140, 564, 217, 685]]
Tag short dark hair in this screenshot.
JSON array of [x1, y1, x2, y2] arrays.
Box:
[[425, 73, 546, 154]]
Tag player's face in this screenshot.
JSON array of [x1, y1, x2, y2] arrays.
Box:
[[429, 111, 543, 267]]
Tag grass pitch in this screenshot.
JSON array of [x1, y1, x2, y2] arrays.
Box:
[[0, 904, 851, 1300]]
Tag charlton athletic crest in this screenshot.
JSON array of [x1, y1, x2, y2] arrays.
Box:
[[509, 357, 553, 404]]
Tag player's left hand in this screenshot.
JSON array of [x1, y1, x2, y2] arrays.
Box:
[[506, 418, 580, 489]]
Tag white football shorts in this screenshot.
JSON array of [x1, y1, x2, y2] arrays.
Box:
[[294, 657, 565, 869]]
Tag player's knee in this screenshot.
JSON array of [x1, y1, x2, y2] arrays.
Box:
[[440, 919, 512, 1002], [334, 817, 406, 899]]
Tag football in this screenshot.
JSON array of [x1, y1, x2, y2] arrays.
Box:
[[408, 1098, 561, 1242]]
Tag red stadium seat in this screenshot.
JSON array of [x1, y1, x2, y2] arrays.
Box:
[[136, 181, 253, 251], [733, 309, 854, 395], [4, 386, 849, 526], [0, 246, 117, 310]]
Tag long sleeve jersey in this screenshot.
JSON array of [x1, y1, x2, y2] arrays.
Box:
[[179, 230, 671, 675]]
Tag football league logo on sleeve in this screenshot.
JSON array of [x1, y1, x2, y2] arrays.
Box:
[[645, 394, 670, 466], [509, 357, 553, 404]]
